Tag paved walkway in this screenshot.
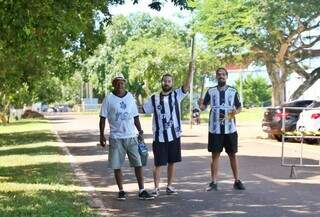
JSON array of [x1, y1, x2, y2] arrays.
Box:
[[48, 113, 320, 217]]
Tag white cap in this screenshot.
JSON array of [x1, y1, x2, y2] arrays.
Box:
[[112, 74, 126, 83]]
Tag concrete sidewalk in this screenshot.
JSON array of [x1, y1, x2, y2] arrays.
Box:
[[48, 113, 320, 217]]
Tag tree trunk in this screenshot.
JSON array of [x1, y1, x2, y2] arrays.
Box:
[[135, 93, 141, 106], [266, 62, 286, 106], [271, 81, 285, 106], [0, 93, 9, 125]]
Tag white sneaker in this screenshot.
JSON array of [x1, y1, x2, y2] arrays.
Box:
[[166, 186, 178, 195], [151, 188, 160, 197]]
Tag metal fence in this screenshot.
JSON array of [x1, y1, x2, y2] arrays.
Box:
[[280, 106, 320, 177]]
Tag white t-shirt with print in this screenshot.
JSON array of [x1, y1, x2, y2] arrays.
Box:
[[100, 92, 138, 139]]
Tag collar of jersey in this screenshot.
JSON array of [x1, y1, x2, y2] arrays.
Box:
[[112, 91, 128, 98]]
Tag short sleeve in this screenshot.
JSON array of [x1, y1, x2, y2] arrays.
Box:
[[234, 92, 241, 109], [203, 91, 211, 106], [174, 87, 188, 102], [143, 97, 154, 114], [99, 97, 108, 118]]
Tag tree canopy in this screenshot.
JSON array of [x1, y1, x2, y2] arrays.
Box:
[[194, 0, 320, 105], [0, 0, 190, 123], [82, 13, 190, 104]]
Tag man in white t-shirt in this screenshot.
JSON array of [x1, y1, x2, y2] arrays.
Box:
[[99, 75, 154, 201], [141, 63, 193, 197]]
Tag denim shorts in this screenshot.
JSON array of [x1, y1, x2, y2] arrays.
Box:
[[108, 137, 142, 169]]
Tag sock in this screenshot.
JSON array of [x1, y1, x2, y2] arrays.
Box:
[[139, 189, 145, 193]]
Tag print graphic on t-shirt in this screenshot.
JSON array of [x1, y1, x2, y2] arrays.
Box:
[[219, 102, 226, 125], [120, 101, 126, 110], [164, 120, 173, 130], [115, 112, 129, 121]]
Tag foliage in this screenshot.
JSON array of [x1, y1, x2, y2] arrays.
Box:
[[235, 75, 271, 107], [194, 0, 320, 105], [83, 13, 190, 103]]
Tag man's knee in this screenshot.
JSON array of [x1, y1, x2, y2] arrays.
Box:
[[228, 152, 236, 159], [211, 152, 220, 159]]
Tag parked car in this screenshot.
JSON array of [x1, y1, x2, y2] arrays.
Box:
[[262, 100, 314, 141], [296, 101, 320, 144], [47, 107, 58, 113], [57, 105, 71, 112]]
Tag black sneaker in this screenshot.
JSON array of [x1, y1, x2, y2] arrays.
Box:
[[206, 182, 218, 191], [233, 180, 245, 190], [117, 191, 127, 201], [139, 190, 155, 200]]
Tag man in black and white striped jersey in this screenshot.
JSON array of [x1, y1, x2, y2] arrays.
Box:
[[198, 67, 245, 191], [141, 65, 193, 197]]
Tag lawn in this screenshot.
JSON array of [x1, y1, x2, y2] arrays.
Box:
[[0, 119, 97, 217], [200, 107, 265, 123]]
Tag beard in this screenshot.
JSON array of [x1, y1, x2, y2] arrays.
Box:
[[162, 85, 172, 92], [217, 80, 226, 87]]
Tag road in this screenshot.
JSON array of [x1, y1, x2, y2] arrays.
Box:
[[47, 113, 320, 217]]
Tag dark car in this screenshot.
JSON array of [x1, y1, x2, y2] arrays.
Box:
[[262, 100, 314, 141]]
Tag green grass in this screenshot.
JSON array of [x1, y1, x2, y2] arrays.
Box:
[[200, 107, 265, 123], [0, 119, 97, 217]]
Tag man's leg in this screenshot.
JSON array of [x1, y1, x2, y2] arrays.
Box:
[[134, 166, 144, 190], [167, 163, 175, 187], [114, 169, 123, 191], [228, 153, 239, 181], [228, 152, 245, 190], [211, 152, 220, 183], [153, 166, 162, 189]]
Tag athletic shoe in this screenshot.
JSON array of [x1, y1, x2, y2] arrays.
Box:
[[139, 190, 155, 200], [206, 182, 218, 191], [166, 186, 178, 195], [151, 188, 160, 197], [233, 180, 245, 190], [117, 191, 127, 201]]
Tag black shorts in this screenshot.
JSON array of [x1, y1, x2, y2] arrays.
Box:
[[208, 132, 238, 154], [152, 138, 181, 166]]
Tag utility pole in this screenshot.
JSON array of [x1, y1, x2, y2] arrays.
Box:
[[189, 34, 195, 128]]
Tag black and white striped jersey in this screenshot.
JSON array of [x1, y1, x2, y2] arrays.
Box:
[[143, 87, 187, 142], [203, 85, 241, 134]]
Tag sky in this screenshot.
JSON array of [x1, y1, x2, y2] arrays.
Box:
[[109, 1, 191, 26]]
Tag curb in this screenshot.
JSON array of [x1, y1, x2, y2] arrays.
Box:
[[53, 129, 110, 217]]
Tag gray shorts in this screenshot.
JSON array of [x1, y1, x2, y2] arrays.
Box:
[[108, 137, 142, 169]]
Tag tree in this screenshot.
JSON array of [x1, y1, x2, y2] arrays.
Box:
[[83, 13, 190, 104], [235, 75, 271, 107], [0, 1, 191, 124], [194, 0, 320, 105]]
